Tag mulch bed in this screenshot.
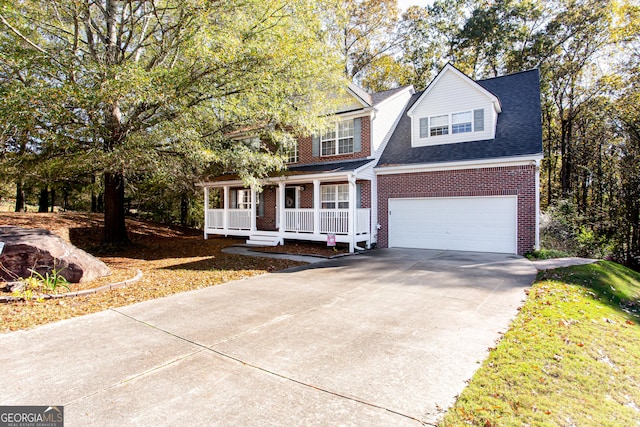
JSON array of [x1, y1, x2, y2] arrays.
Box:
[[252, 240, 351, 258], [0, 212, 304, 333]]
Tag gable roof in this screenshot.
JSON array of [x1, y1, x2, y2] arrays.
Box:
[[347, 83, 373, 107], [371, 85, 413, 106], [407, 63, 501, 116], [377, 68, 543, 168]]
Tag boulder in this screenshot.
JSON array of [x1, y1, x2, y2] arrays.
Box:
[[0, 226, 111, 283]]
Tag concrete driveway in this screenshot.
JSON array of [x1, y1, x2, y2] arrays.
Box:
[[0, 249, 536, 426]]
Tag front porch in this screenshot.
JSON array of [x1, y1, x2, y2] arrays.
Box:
[[202, 176, 372, 252]]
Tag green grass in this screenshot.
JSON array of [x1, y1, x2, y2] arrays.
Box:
[[439, 261, 640, 427]]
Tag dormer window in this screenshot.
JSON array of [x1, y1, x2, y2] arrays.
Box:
[[407, 64, 501, 148], [452, 112, 472, 134], [430, 115, 449, 136], [418, 109, 485, 140]]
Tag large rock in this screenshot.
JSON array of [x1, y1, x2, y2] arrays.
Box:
[[0, 226, 110, 283]]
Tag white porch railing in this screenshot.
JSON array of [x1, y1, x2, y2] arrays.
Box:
[[207, 207, 370, 236], [228, 209, 252, 229], [284, 209, 314, 233], [207, 209, 225, 229], [356, 208, 370, 235], [319, 209, 349, 234]]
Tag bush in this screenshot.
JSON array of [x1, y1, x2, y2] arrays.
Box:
[[540, 200, 613, 259]]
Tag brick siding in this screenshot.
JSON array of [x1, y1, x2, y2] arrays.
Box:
[[296, 116, 371, 164], [256, 186, 277, 231], [376, 165, 537, 254]]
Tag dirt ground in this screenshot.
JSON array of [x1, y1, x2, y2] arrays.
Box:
[[0, 212, 304, 332]]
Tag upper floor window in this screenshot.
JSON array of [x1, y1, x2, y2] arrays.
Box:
[[240, 136, 261, 149], [452, 111, 472, 134], [430, 114, 449, 136], [419, 109, 485, 139], [285, 141, 298, 163], [321, 121, 354, 156]]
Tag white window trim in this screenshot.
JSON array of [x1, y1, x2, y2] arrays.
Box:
[[236, 189, 251, 210], [321, 184, 349, 209], [321, 121, 354, 157], [285, 141, 298, 163], [420, 109, 480, 139]]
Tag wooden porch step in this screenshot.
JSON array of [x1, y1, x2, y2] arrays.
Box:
[[245, 233, 282, 247]]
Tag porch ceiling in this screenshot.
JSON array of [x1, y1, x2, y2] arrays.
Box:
[[199, 159, 375, 187]]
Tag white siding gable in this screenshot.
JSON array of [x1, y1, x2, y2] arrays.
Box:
[[371, 87, 414, 155], [408, 65, 500, 147]]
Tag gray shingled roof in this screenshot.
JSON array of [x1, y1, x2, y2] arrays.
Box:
[[370, 86, 412, 106], [287, 159, 374, 174], [377, 69, 543, 167]]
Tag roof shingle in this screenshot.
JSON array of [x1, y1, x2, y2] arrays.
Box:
[[377, 69, 543, 167]]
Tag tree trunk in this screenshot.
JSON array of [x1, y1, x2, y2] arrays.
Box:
[[91, 174, 98, 212], [15, 181, 25, 212], [38, 186, 49, 213], [103, 171, 129, 244], [50, 188, 56, 212], [560, 117, 572, 197], [63, 188, 69, 211], [180, 193, 189, 226]]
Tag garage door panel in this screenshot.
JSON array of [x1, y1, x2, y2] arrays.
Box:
[[388, 197, 516, 253]]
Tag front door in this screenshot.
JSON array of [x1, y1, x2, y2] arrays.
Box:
[[285, 187, 298, 209]]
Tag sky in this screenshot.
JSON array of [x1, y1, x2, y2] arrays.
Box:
[[397, 0, 435, 12]]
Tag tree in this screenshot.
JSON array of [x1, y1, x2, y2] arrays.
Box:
[[324, 0, 402, 83], [397, 1, 470, 89], [0, 0, 344, 243]]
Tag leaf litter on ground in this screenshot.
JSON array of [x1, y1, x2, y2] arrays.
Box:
[[0, 213, 304, 332]]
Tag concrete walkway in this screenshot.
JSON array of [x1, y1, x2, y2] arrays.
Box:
[[0, 249, 536, 426]]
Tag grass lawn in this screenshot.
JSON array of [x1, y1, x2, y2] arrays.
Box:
[[0, 213, 304, 333], [440, 261, 640, 426]]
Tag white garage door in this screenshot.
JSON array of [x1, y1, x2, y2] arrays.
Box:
[[388, 196, 517, 253]]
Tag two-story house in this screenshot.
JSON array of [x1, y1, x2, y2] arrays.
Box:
[[200, 64, 543, 255]]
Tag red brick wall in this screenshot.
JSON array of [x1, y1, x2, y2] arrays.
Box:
[[296, 116, 371, 164], [376, 165, 537, 254], [256, 186, 277, 231], [299, 186, 313, 209]]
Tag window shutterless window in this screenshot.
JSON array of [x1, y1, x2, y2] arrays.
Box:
[[285, 141, 298, 163], [236, 190, 251, 209]]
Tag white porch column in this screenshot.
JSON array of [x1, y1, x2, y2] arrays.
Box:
[[203, 186, 209, 239], [223, 186, 229, 231], [313, 179, 320, 235], [278, 182, 285, 233], [348, 175, 357, 253], [250, 187, 257, 232]]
